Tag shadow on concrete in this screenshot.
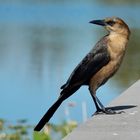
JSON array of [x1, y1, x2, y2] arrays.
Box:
[[93, 105, 137, 116], [106, 105, 137, 111]]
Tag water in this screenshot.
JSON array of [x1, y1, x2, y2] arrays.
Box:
[[0, 1, 139, 125]]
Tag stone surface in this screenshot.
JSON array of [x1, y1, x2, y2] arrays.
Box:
[[63, 80, 140, 140]]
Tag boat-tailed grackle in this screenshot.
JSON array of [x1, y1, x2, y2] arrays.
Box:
[[34, 17, 130, 131]]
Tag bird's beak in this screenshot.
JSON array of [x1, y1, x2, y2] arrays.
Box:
[[89, 19, 106, 26]]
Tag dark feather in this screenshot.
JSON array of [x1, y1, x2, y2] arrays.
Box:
[[61, 36, 110, 90]]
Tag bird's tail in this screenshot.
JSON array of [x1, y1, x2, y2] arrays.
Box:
[[34, 85, 80, 131], [34, 95, 64, 131]]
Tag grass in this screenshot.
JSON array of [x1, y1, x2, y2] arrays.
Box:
[[0, 119, 77, 140]]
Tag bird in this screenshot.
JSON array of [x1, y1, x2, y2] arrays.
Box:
[[34, 17, 130, 131]]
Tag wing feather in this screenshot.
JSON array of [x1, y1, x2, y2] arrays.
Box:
[[61, 36, 110, 89]]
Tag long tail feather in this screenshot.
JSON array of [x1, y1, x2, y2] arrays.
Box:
[[34, 86, 80, 131], [34, 96, 63, 131]]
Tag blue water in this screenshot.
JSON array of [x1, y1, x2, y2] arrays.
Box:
[[0, 2, 139, 125]]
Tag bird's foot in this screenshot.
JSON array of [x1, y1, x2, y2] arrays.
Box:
[[94, 108, 124, 115], [102, 108, 117, 114]]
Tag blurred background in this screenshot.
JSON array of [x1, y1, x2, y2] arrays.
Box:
[[0, 0, 139, 139]]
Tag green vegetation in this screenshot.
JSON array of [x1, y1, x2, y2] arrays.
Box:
[[0, 119, 77, 140]]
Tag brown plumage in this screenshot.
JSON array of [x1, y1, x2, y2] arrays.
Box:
[[89, 17, 130, 92], [34, 17, 130, 131]]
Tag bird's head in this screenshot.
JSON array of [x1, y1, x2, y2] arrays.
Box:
[[89, 17, 130, 38]]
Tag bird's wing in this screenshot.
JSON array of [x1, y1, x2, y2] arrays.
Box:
[[61, 37, 110, 89]]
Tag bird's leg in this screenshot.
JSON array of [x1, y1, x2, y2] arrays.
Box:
[[89, 88, 103, 114], [89, 88, 117, 115], [95, 95, 117, 114], [95, 96, 105, 110], [91, 94, 102, 113]]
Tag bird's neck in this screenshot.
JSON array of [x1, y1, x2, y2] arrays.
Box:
[[108, 32, 129, 50], [107, 32, 129, 61], [110, 29, 130, 39]]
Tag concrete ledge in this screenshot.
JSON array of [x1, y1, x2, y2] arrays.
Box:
[[63, 80, 140, 140]]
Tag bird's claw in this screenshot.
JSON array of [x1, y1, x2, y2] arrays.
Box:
[[93, 108, 124, 115], [103, 108, 116, 114]]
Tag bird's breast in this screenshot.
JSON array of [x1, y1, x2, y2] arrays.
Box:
[[89, 36, 128, 91], [89, 58, 122, 91]]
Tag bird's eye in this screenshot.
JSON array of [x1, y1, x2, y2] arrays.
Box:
[[106, 21, 115, 26]]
